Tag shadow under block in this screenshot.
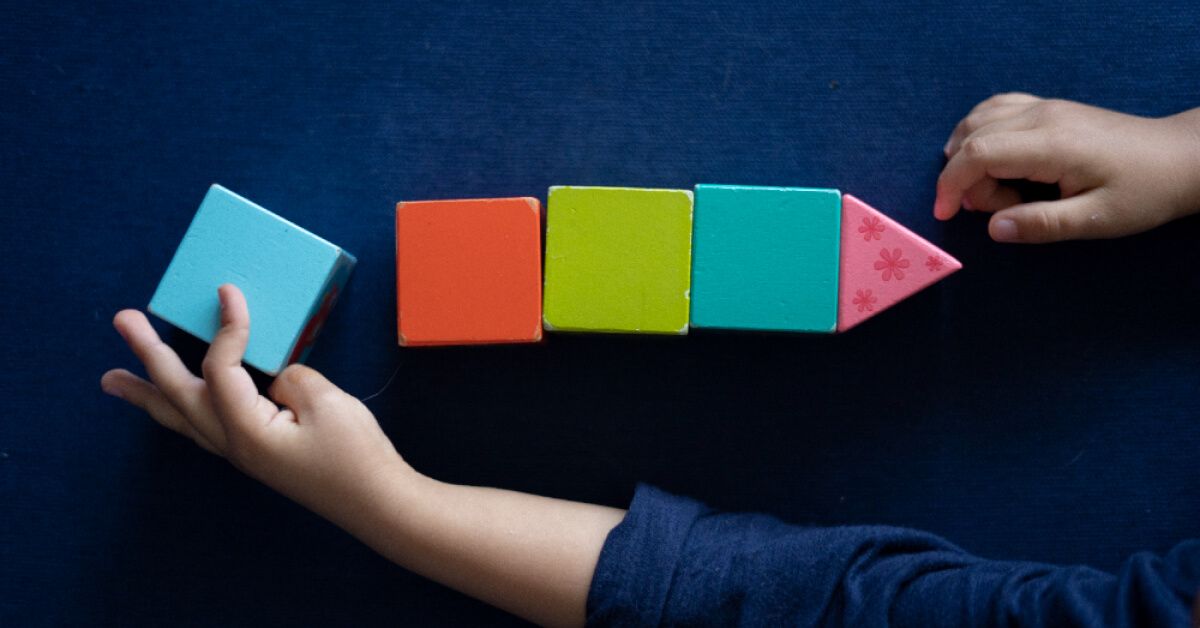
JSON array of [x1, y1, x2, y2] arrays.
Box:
[[837, 194, 961, 332], [148, 184, 356, 375], [542, 186, 693, 334], [395, 197, 543, 346], [690, 185, 841, 333]]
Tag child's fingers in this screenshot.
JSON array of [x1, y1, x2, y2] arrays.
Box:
[[113, 309, 226, 449], [202, 285, 266, 431], [988, 193, 1105, 243], [113, 309, 206, 417], [944, 103, 1037, 157], [934, 129, 1067, 220], [962, 177, 1023, 213], [268, 364, 344, 419], [101, 369, 222, 455]]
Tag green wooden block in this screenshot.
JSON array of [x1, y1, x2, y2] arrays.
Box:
[[543, 186, 693, 334]]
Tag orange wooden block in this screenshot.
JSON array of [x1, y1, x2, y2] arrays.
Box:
[[395, 197, 543, 346]]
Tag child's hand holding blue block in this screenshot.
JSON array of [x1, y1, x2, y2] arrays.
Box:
[[148, 185, 355, 375]]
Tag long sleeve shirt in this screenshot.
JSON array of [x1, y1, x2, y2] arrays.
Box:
[[587, 485, 1199, 626]]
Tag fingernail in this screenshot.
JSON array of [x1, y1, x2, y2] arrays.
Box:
[[962, 197, 975, 211], [992, 218, 1019, 242], [102, 382, 122, 399]]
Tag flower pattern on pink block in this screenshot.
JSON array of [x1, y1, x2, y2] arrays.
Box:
[[874, 248, 910, 281], [852, 289, 877, 312], [858, 216, 884, 241], [925, 255, 944, 272]]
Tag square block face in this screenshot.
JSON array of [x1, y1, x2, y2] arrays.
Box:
[[395, 197, 543, 346], [148, 185, 356, 375], [543, 186, 693, 334], [690, 185, 841, 333]]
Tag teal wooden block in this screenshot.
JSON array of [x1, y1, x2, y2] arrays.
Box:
[[690, 184, 840, 332], [148, 185, 356, 375]]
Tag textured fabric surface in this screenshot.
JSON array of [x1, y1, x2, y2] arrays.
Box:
[[588, 485, 1200, 626], [2, 2, 1199, 626]]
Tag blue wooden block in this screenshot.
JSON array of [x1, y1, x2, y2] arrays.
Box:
[[148, 185, 356, 375], [690, 184, 841, 332]]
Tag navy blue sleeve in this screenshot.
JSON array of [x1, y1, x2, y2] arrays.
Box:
[[586, 485, 1200, 627]]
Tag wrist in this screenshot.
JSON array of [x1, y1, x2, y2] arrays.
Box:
[[348, 463, 461, 576], [370, 457, 431, 521], [1166, 108, 1200, 218], [321, 456, 431, 549]]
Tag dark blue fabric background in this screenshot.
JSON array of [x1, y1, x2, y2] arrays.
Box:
[[2, 2, 1198, 625]]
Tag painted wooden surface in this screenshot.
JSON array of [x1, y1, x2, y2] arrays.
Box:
[[148, 184, 355, 374], [691, 184, 841, 332], [396, 197, 542, 346], [837, 194, 960, 332], [543, 186, 693, 334]]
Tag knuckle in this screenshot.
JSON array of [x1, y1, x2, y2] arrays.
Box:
[[975, 94, 1004, 110], [222, 324, 250, 342], [1034, 99, 1069, 122], [1001, 91, 1034, 103], [147, 342, 183, 369], [963, 113, 985, 133], [200, 355, 220, 378], [1032, 209, 1063, 240], [962, 137, 989, 160], [978, 92, 1023, 110], [148, 340, 173, 358], [280, 364, 314, 387], [278, 364, 342, 409]]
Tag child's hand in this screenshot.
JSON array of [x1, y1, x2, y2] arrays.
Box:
[[103, 285, 625, 628], [101, 284, 408, 527], [935, 93, 1200, 243]]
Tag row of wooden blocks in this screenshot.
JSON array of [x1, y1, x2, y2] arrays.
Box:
[[150, 185, 960, 374]]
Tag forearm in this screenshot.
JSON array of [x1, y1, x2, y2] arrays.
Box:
[[331, 461, 625, 628]]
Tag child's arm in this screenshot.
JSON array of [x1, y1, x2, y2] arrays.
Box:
[[100, 285, 624, 628], [589, 485, 1200, 626], [104, 286, 1200, 626], [935, 93, 1200, 243]]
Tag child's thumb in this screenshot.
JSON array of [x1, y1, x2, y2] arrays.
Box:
[[987, 193, 1106, 244], [269, 364, 344, 414]]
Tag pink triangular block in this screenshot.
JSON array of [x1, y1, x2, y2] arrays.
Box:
[[837, 194, 961, 332]]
